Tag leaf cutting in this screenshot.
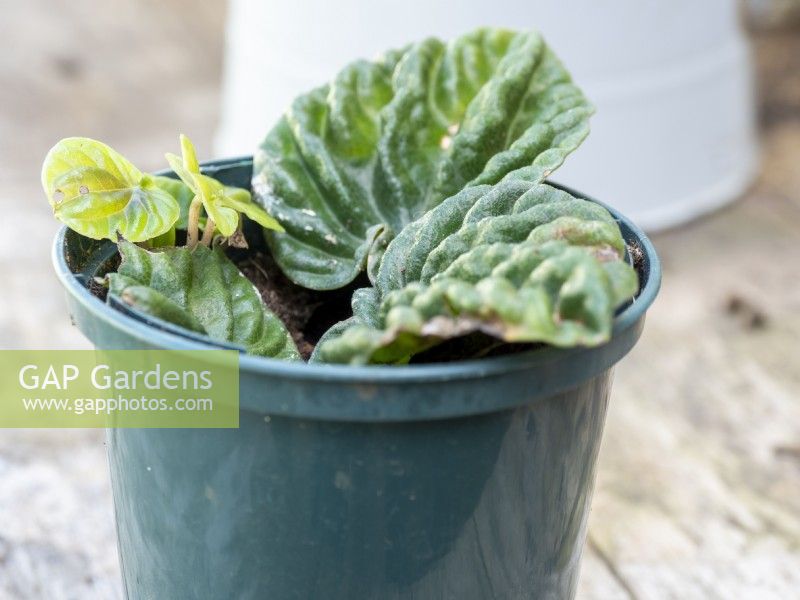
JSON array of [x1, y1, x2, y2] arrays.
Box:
[[314, 170, 638, 364], [253, 29, 593, 290]]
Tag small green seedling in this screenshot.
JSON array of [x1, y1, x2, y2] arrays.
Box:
[[165, 134, 283, 248], [41, 136, 298, 359], [42, 135, 283, 248]]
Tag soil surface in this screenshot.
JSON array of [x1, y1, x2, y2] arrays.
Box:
[[236, 251, 365, 360]]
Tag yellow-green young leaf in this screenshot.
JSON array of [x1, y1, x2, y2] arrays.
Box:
[[221, 193, 284, 232], [42, 138, 180, 242], [254, 28, 593, 290], [151, 175, 203, 230], [165, 135, 283, 237], [164, 152, 197, 192], [199, 176, 240, 237], [108, 242, 300, 360], [224, 186, 251, 204], [180, 132, 200, 172], [150, 226, 176, 248]]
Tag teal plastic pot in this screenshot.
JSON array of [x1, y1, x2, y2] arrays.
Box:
[[53, 158, 660, 600]]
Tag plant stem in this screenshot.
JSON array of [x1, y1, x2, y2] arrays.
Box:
[[186, 196, 202, 248], [200, 219, 216, 247]]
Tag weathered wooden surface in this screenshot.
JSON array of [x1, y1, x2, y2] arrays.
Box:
[[577, 28, 800, 599], [0, 1, 225, 598], [0, 1, 798, 597]]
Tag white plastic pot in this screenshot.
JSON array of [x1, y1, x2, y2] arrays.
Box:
[[216, 0, 758, 231]]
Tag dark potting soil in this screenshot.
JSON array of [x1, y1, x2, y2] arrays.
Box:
[[627, 239, 645, 276], [236, 251, 368, 360]]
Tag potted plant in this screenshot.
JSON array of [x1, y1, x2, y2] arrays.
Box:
[[47, 28, 660, 600]]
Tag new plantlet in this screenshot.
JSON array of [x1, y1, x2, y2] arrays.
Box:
[[42, 135, 283, 248], [42, 136, 297, 358], [165, 134, 283, 248]]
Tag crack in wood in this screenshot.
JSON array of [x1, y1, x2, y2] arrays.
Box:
[[587, 536, 640, 600]]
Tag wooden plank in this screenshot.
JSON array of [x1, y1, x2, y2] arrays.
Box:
[[577, 28, 800, 600]]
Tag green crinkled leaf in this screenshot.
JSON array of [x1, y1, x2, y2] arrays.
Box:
[[315, 175, 638, 365], [107, 242, 300, 360], [254, 28, 593, 290], [116, 285, 206, 333], [41, 138, 180, 242]]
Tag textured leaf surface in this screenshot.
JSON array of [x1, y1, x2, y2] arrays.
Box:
[[254, 28, 593, 290], [117, 285, 206, 333], [41, 138, 179, 242], [315, 175, 638, 364], [108, 242, 300, 359]]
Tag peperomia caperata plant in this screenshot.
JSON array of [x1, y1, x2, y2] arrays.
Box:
[[44, 28, 639, 365]]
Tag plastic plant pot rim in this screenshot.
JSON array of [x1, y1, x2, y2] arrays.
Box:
[[52, 156, 661, 386]]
